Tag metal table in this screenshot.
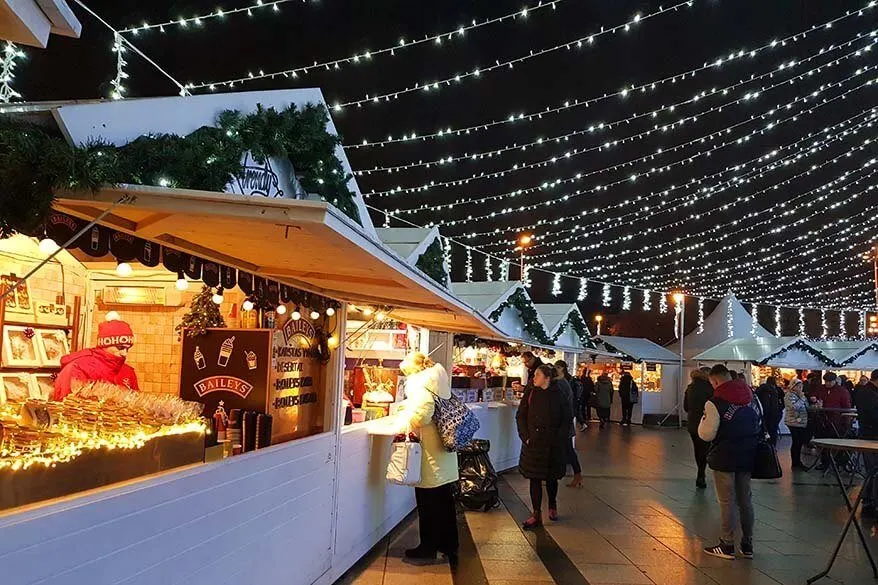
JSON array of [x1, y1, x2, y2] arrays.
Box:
[[807, 438, 878, 584]]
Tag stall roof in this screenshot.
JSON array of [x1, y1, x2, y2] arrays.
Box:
[[592, 336, 680, 364], [53, 184, 506, 339], [375, 227, 440, 265], [692, 336, 835, 368], [680, 293, 773, 360], [450, 281, 522, 315], [0, 0, 80, 48], [811, 340, 871, 365], [533, 304, 590, 337], [836, 341, 878, 369]]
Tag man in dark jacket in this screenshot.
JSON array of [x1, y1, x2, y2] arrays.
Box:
[[555, 361, 583, 488], [755, 377, 782, 446], [699, 364, 761, 560], [684, 367, 714, 488], [859, 370, 878, 517], [579, 371, 595, 428], [522, 351, 543, 386]]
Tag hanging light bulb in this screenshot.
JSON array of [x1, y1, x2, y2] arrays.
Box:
[[292, 306, 302, 320], [276, 303, 287, 315], [175, 271, 189, 291], [212, 287, 224, 304], [327, 335, 339, 349], [325, 306, 336, 317], [116, 262, 133, 277], [362, 307, 374, 316], [242, 298, 254, 312], [310, 309, 320, 320], [105, 310, 121, 322], [375, 311, 386, 321], [38, 237, 60, 255]]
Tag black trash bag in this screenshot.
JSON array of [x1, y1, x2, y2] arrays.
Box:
[[455, 439, 500, 512]]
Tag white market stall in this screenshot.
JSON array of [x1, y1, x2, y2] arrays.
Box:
[[534, 302, 595, 367], [587, 335, 681, 425], [0, 90, 508, 585], [692, 336, 836, 384]]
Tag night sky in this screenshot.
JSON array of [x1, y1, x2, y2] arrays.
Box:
[[14, 0, 877, 343]]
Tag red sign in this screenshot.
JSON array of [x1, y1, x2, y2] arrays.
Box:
[[194, 375, 255, 399]]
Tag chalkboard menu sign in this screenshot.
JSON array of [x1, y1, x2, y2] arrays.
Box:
[[180, 329, 272, 421]]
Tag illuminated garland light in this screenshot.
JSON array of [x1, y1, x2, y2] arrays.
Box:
[[465, 246, 473, 281], [727, 297, 735, 337], [331, 2, 692, 110], [659, 293, 668, 314], [359, 32, 875, 180], [821, 309, 830, 338], [110, 33, 128, 100], [500, 259, 510, 281], [775, 306, 783, 337], [643, 289, 652, 312], [185, 0, 562, 92], [349, 4, 872, 148], [0, 42, 24, 103], [551, 273, 562, 296], [485, 256, 493, 281], [799, 307, 807, 337], [523, 265, 532, 289], [470, 104, 878, 246], [861, 310, 867, 338], [578, 277, 588, 301], [442, 237, 452, 274], [697, 297, 705, 334], [750, 304, 759, 336], [602, 283, 612, 307], [121, 0, 301, 34], [622, 286, 632, 311]]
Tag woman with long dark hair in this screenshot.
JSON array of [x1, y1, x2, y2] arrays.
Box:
[[516, 364, 574, 529]]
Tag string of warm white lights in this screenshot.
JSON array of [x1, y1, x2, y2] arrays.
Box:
[[358, 30, 875, 181], [697, 298, 705, 334], [602, 283, 611, 307], [0, 42, 24, 103], [110, 33, 128, 100], [578, 277, 587, 301], [121, 0, 302, 34], [540, 128, 878, 273], [413, 70, 877, 234], [185, 1, 562, 91], [485, 256, 493, 282], [551, 273, 562, 296], [333, 2, 697, 110], [774, 307, 782, 337], [348, 2, 875, 148]]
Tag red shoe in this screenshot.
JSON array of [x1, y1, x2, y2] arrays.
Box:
[[548, 508, 559, 522], [522, 513, 542, 530]]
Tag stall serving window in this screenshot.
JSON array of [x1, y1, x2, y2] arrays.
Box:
[[342, 306, 428, 425], [0, 215, 341, 512], [581, 362, 663, 392]]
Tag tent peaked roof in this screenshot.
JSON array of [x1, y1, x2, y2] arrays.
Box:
[[375, 227, 440, 265], [682, 293, 774, 359], [533, 303, 590, 337], [692, 336, 835, 368], [593, 336, 680, 364], [450, 281, 523, 315]]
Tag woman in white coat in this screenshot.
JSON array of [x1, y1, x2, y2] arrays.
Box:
[[399, 352, 460, 564]]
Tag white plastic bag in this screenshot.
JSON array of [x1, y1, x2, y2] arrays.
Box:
[[386, 440, 422, 486]]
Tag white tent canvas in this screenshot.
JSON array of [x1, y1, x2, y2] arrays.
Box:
[[682, 293, 774, 360]]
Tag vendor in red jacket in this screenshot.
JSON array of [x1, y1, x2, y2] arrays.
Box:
[[53, 318, 140, 401]]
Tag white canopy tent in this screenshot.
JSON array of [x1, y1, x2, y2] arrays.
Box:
[[682, 293, 774, 361], [692, 336, 837, 381]]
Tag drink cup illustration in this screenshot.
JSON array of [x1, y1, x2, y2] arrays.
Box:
[[194, 346, 206, 370], [245, 350, 257, 370], [218, 336, 235, 367]]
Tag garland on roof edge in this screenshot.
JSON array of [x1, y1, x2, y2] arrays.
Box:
[[553, 311, 595, 349], [0, 103, 360, 237], [415, 237, 448, 288], [489, 289, 552, 345], [756, 340, 835, 367]]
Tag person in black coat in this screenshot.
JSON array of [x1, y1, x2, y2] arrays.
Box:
[[516, 364, 573, 529], [755, 377, 782, 446], [684, 367, 714, 489], [578, 367, 595, 429], [618, 372, 638, 427]]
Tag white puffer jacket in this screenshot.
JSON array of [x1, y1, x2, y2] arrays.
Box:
[[784, 380, 808, 428], [401, 364, 460, 488]]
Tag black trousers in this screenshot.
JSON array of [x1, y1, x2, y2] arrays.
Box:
[[564, 437, 581, 474], [415, 483, 459, 555], [530, 478, 559, 512], [621, 402, 634, 424], [690, 431, 710, 479], [789, 426, 811, 467]]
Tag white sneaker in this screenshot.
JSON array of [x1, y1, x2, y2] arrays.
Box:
[[577, 423, 588, 432]]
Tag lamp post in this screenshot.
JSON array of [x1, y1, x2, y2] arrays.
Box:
[[514, 234, 533, 283], [673, 293, 685, 429], [864, 244, 878, 311], [595, 314, 603, 336]]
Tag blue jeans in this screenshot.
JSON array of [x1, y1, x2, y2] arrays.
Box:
[[714, 470, 754, 545]]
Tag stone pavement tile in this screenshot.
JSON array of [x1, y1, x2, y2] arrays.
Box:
[[638, 564, 719, 585], [335, 567, 386, 585], [479, 559, 554, 582], [618, 544, 691, 567], [601, 534, 671, 552], [699, 567, 782, 585], [381, 557, 452, 585], [758, 568, 844, 585], [571, 563, 653, 584], [563, 543, 633, 565], [472, 542, 540, 562], [656, 537, 739, 569], [469, 525, 529, 545], [592, 520, 651, 537]]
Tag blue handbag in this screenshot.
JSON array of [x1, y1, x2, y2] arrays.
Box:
[[428, 390, 481, 451]]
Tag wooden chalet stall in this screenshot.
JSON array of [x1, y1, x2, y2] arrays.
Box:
[[0, 90, 505, 585]]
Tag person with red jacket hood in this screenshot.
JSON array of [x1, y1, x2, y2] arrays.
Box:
[[53, 319, 139, 401], [699, 364, 762, 561]]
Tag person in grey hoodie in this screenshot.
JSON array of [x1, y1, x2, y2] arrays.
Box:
[[595, 374, 614, 429]]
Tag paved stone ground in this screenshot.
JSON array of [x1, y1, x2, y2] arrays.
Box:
[[336, 424, 877, 585]]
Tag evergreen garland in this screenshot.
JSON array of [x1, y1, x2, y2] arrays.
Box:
[[489, 289, 552, 345], [553, 311, 595, 349], [415, 237, 448, 288], [176, 285, 227, 338], [0, 102, 360, 237], [756, 339, 835, 367]]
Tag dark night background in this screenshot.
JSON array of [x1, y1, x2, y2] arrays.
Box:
[[14, 0, 878, 343]]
